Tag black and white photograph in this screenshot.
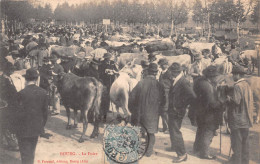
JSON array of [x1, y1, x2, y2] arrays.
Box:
[[0, 0, 259, 163]]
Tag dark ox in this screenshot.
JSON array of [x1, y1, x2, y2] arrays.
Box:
[[60, 57, 90, 77], [57, 73, 103, 142]]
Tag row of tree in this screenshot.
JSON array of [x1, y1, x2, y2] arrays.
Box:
[[0, 0, 259, 31]]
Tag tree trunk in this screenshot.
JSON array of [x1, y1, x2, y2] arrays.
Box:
[[175, 25, 177, 36], [157, 24, 160, 37], [237, 20, 240, 44], [170, 19, 174, 37], [207, 12, 211, 41]]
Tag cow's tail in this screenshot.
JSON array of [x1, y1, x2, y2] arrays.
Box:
[[90, 78, 103, 123]]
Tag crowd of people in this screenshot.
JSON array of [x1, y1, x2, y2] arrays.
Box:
[[0, 23, 257, 164]]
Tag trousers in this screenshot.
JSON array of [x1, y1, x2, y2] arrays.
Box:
[[147, 133, 155, 154], [230, 128, 249, 164], [17, 136, 39, 164], [168, 113, 186, 156], [193, 117, 217, 157], [160, 110, 168, 131]]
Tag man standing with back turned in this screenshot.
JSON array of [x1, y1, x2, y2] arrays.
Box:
[[15, 68, 48, 164], [130, 63, 165, 157]]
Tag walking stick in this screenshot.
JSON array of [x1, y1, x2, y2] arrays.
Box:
[[219, 124, 222, 154]]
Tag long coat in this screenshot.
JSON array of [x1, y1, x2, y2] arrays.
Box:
[[130, 75, 165, 133], [15, 84, 48, 137], [193, 76, 222, 128]]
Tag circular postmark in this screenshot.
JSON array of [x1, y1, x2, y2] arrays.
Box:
[[103, 124, 148, 163]]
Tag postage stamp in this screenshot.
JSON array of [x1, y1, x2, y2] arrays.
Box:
[[103, 124, 148, 164]]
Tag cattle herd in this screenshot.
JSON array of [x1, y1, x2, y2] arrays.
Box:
[[0, 24, 259, 144]]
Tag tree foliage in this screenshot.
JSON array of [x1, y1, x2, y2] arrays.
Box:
[[192, 0, 204, 26], [250, 1, 260, 26]]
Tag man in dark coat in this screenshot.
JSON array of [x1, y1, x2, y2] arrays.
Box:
[[99, 53, 118, 121], [0, 62, 18, 150], [130, 63, 165, 157], [15, 68, 48, 164], [84, 58, 100, 80], [99, 53, 118, 91], [158, 58, 172, 133], [141, 60, 149, 79], [49, 56, 64, 115], [39, 57, 52, 91], [227, 65, 254, 164], [168, 62, 196, 163], [193, 65, 224, 160]]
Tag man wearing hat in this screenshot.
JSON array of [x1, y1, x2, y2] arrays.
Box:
[[49, 55, 64, 115], [15, 68, 48, 164], [83, 41, 94, 56], [90, 42, 108, 59], [0, 62, 19, 151], [148, 52, 157, 64], [84, 58, 100, 80], [8, 39, 19, 52], [36, 43, 49, 69], [229, 44, 241, 65], [99, 53, 118, 121], [193, 65, 224, 160], [226, 65, 254, 164], [38, 34, 49, 48], [25, 37, 38, 53], [59, 33, 67, 46], [190, 52, 205, 82], [158, 58, 172, 133], [140, 60, 149, 79], [131, 43, 140, 53], [129, 63, 165, 157], [168, 62, 196, 163], [39, 57, 52, 91]]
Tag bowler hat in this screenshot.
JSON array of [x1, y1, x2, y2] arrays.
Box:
[[8, 39, 14, 44], [91, 58, 100, 65], [11, 50, 19, 56], [24, 68, 39, 81], [141, 60, 149, 68], [50, 55, 58, 61], [43, 57, 49, 62], [232, 65, 246, 74], [202, 65, 219, 77], [169, 62, 182, 72], [202, 49, 210, 54], [103, 53, 112, 59], [194, 53, 203, 60], [100, 42, 109, 47], [148, 63, 158, 73], [158, 58, 168, 66], [148, 52, 158, 59]]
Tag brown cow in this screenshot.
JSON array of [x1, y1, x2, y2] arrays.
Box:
[[57, 73, 103, 142]]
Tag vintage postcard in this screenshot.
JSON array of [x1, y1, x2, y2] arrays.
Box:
[[0, 0, 259, 164]]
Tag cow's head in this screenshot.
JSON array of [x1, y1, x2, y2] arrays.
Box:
[[56, 72, 66, 92]]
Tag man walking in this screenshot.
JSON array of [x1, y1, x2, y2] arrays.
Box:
[[130, 63, 165, 157], [168, 63, 196, 163], [227, 65, 254, 164], [15, 68, 48, 164]]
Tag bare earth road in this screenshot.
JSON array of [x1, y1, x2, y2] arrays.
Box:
[[1, 106, 259, 164]]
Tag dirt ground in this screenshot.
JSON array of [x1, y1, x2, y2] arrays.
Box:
[[0, 105, 259, 164]]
